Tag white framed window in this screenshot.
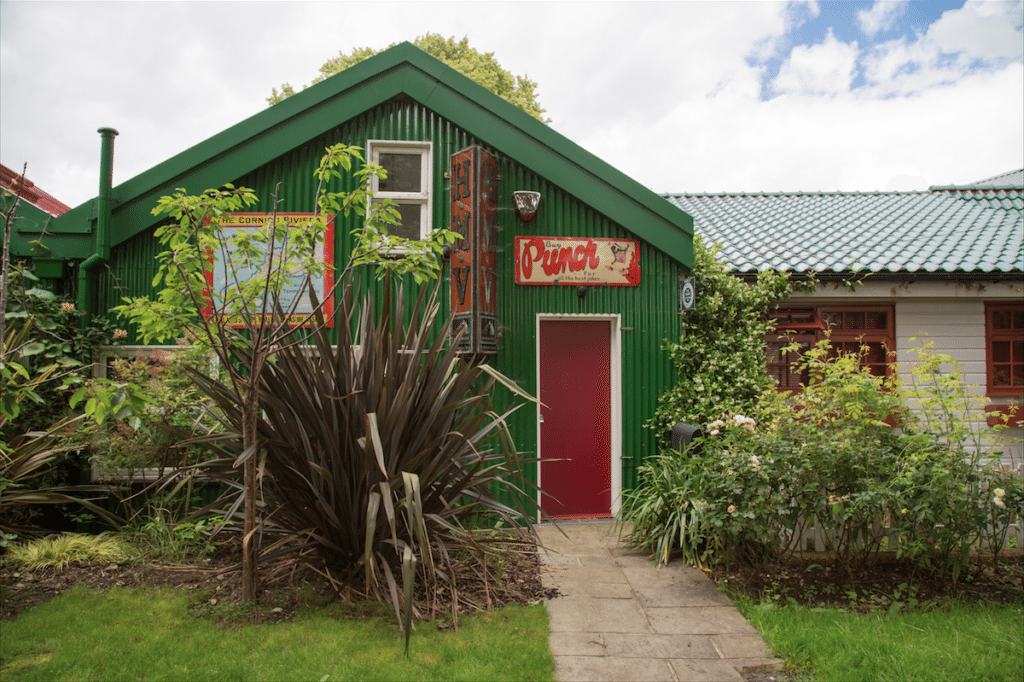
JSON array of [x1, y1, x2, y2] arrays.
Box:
[[366, 140, 432, 241]]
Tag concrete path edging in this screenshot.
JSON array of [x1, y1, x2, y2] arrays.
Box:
[[536, 522, 783, 682]]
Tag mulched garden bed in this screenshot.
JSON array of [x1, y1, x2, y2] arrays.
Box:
[[707, 551, 1023, 611], [0, 538, 559, 625]]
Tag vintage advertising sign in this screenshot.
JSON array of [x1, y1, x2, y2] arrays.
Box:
[[514, 236, 641, 286], [450, 146, 498, 355], [203, 213, 334, 327]]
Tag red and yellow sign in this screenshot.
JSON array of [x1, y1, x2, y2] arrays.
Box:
[[514, 236, 640, 286], [202, 213, 334, 327], [450, 146, 498, 355]]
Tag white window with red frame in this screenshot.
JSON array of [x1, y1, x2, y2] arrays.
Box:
[[767, 305, 896, 391], [984, 303, 1023, 428]]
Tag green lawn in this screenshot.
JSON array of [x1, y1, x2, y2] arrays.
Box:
[[737, 598, 1024, 682], [0, 587, 555, 682]]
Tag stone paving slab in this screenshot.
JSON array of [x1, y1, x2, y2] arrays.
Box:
[[556, 657, 678, 682], [547, 596, 652, 633], [536, 522, 782, 682]]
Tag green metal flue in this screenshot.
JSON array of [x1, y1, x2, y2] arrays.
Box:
[[77, 127, 118, 318]]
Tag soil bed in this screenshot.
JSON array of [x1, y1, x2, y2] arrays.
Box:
[[1, 538, 558, 625], [707, 551, 1023, 611]]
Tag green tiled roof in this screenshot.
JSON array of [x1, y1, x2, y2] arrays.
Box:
[[665, 173, 1023, 276]]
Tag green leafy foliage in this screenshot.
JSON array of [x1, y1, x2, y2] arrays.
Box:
[[621, 340, 1022, 582], [0, 418, 123, 540], [176, 274, 539, 641], [1, 265, 116, 439], [647, 235, 804, 443], [268, 34, 549, 123], [62, 346, 215, 474]]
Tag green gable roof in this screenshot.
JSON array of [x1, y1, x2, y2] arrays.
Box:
[[24, 43, 692, 269]]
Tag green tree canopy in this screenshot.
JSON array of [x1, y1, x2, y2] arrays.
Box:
[[268, 34, 549, 122]]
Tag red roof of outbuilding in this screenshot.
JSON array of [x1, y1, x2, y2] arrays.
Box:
[[1, 164, 72, 217]]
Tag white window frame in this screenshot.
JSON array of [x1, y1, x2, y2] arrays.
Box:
[[366, 140, 432, 241]]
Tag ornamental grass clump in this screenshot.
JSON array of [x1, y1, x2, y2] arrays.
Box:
[[4, 532, 134, 571], [177, 274, 538, 646]]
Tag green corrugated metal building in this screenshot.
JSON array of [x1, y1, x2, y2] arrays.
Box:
[[10, 43, 694, 519]]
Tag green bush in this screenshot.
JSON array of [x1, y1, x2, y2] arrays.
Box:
[[620, 340, 1023, 581], [1, 264, 115, 441], [646, 235, 802, 443], [63, 344, 215, 475]]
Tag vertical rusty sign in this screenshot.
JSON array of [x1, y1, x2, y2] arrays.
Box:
[[450, 146, 498, 355]]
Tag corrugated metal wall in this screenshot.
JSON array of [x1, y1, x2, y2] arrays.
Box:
[[97, 96, 684, 495]]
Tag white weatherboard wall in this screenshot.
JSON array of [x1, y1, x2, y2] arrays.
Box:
[[790, 279, 1024, 468]]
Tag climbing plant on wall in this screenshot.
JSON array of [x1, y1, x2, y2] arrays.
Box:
[[648, 235, 806, 443]]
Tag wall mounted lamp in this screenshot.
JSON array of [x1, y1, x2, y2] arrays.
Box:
[[512, 190, 541, 222]]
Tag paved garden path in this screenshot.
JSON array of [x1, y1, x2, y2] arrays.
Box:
[[535, 522, 783, 682]]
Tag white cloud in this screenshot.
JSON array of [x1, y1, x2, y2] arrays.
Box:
[[861, 0, 1023, 95], [857, 0, 909, 38], [0, 1, 1020, 206], [771, 29, 859, 96]]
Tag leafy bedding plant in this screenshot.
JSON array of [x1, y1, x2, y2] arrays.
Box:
[[621, 338, 1022, 581]]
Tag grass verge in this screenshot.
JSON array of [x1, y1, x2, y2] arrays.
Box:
[[735, 596, 1024, 682], [0, 587, 555, 682]]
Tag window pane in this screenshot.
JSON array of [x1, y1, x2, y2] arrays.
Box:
[[391, 204, 421, 240], [1013, 363, 1024, 387], [1013, 340, 1024, 362], [844, 312, 865, 329], [863, 342, 886, 364], [378, 153, 422, 193], [766, 342, 785, 362], [993, 341, 1011, 363], [992, 310, 1011, 329], [993, 365, 1010, 386], [822, 312, 842, 329], [1013, 310, 1024, 328], [866, 311, 888, 330]]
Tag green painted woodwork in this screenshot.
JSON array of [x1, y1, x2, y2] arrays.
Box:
[[28, 44, 693, 500], [90, 96, 683, 494]]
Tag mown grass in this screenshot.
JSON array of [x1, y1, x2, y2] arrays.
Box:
[[736, 597, 1024, 682], [0, 587, 555, 682]]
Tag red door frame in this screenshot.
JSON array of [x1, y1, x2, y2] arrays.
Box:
[[536, 314, 621, 520]]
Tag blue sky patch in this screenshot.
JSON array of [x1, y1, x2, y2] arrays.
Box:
[[753, 0, 968, 98]]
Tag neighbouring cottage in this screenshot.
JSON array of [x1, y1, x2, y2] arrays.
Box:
[[667, 169, 1024, 467], [7, 43, 695, 520]]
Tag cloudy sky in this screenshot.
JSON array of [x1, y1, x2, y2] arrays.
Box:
[[1, 0, 1022, 210]]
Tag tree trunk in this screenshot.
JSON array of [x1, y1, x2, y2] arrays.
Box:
[[240, 389, 259, 601]]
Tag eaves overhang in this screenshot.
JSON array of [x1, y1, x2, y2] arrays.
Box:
[[33, 43, 693, 270]]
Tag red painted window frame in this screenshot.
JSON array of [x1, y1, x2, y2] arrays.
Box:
[[984, 302, 1024, 398], [767, 304, 896, 392]]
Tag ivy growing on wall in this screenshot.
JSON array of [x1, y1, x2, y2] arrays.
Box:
[[648, 235, 808, 443]]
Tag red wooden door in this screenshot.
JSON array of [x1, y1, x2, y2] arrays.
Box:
[[539, 319, 612, 518]]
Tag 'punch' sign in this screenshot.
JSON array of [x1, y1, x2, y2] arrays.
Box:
[[514, 236, 640, 286]]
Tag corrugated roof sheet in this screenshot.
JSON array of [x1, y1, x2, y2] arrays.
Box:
[[665, 179, 1023, 275], [1, 163, 71, 217]]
